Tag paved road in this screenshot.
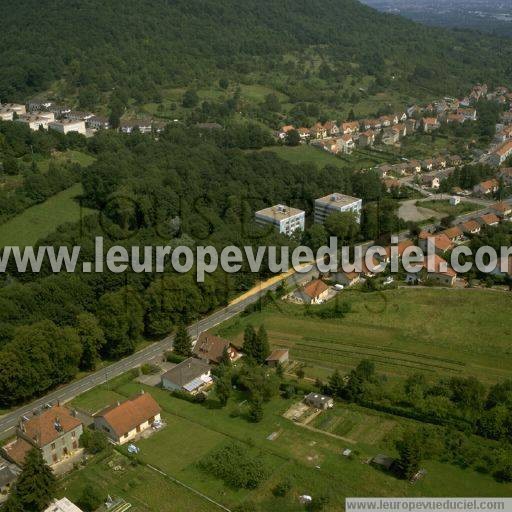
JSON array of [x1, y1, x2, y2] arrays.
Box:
[[0, 267, 318, 441]]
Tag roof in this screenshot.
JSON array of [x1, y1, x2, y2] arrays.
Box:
[[420, 232, 453, 252], [315, 192, 361, 208], [3, 437, 33, 466], [194, 332, 237, 364], [461, 220, 480, 232], [43, 498, 84, 512], [302, 279, 329, 299], [305, 393, 333, 404], [424, 254, 457, 277], [0, 464, 19, 488], [442, 226, 463, 240], [480, 213, 500, 225], [95, 393, 160, 438], [477, 179, 499, 190], [19, 406, 81, 447], [162, 357, 210, 388], [494, 140, 512, 156], [385, 239, 414, 258], [372, 454, 394, 469], [266, 349, 289, 362], [492, 202, 511, 213], [255, 204, 304, 221]]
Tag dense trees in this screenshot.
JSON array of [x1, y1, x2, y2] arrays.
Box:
[[173, 324, 193, 357], [4, 448, 55, 512]]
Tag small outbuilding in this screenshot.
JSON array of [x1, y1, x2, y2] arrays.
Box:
[[265, 349, 289, 367], [304, 393, 334, 410]]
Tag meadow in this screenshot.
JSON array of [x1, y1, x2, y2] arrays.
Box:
[[65, 364, 512, 512], [0, 183, 96, 247], [417, 199, 482, 216], [216, 288, 512, 385]]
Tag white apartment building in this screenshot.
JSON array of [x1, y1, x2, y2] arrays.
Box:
[[0, 109, 14, 121], [48, 119, 86, 135], [2, 103, 26, 115], [314, 193, 362, 224], [16, 111, 55, 131], [255, 204, 305, 235]]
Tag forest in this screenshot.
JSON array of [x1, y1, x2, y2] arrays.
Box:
[[1, 0, 511, 105], [0, 122, 401, 407]]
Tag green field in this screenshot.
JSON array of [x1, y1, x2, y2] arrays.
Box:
[[268, 145, 392, 171], [66, 366, 512, 511], [417, 199, 482, 216], [216, 288, 512, 384], [0, 183, 96, 247]]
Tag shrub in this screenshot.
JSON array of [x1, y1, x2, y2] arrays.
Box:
[[140, 363, 160, 375], [198, 443, 267, 489], [80, 429, 110, 454], [165, 352, 186, 364]]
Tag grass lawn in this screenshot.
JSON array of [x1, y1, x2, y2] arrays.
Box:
[[64, 367, 512, 511], [417, 199, 482, 216], [216, 288, 512, 385], [0, 183, 95, 247]]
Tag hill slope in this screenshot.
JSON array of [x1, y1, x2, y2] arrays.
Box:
[[1, 0, 511, 101]]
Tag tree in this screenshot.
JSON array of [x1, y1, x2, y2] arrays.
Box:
[[242, 325, 257, 360], [215, 368, 232, 407], [253, 325, 270, 364], [324, 211, 359, 242], [264, 93, 280, 112], [285, 129, 300, 146], [173, 324, 192, 357], [248, 394, 264, 422], [219, 78, 229, 90], [78, 484, 104, 512], [394, 431, 423, 480], [328, 370, 345, 398], [77, 312, 105, 371], [182, 89, 199, 108], [80, 428, 109, 454], [7, 448, 55, 511]]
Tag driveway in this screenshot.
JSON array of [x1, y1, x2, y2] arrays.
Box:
[[398, 199, 445, 222]]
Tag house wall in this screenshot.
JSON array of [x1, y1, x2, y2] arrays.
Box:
[[94, 414, 161, 444], [427, 273, 455, 287]]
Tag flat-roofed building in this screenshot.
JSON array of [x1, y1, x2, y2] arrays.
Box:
[[314, 193, 362, 224], [48, 119, 86, 135], [2, 103, 26, 115], [255, 204, 305, 235], [0, 109, 14, 121], [43, 498, 83, 512], [15, 112, 55, 131]]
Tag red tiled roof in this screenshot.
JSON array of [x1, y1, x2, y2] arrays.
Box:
[[3, 438, 33, 466], [480, 213, 500, 225], [302, 279, 329, 299], [95, 393, 161, 438], [194, 332, 239, 364]]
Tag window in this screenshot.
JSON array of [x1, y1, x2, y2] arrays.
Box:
[[71, 431, 76, 438], [51, 443, 56, 450]]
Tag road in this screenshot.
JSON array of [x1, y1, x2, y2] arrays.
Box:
[[0, 265, 318, 441]]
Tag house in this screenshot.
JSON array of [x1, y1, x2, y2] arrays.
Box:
[[358, 130, 375, 147], [449, 196, 460, 206], [340, 121, 359, 135], [421, 159, 434, 172], [422, 117, 440, 133], [405, 118, 417, 134], [408, 160, 422, 174], [501, 111, 512, 124], [490, 256, 512, 277], [324, 121, 339, 136], [65, 111, 94, 122], [304, 393, 334, 410], [297, 127, 310, 140], [423, 254, 457, 287], [87, 116, 110, 130], [448, 155, 462, 167], [360, 256, 381, 278], [419, 232, 453, 255], [473, 179, 499, 195], [381, 239, 415, 263], [310, 123, 327, 139], [381, 127, 400, 145], [333, 271, 361, 287], [422, 175, 440, 189], [378, 115, 392, 127], [447, 113, 465, 124], [27, 99, 53, 112], [0, 109, 14, 121], [16, 113, 55, 131], [489, 141, 512, 166], [375, 164, 392, 178], [295, 279, 330, 305], [314, 193, 362, 224], [94, 393, 161, 445], [491, 202, 512, 219], [48, 105, 71, 118], [479, 213, 500, 227], [339, 133, 355, 154], [383, 178, 400, 192], [460, 219, 481, 235], [433, 156, 447, 169], [0, 462, 19, 498], [265, 349, 289, 367], [255, 204, 305, 235], [458, 108, 477, 122], [43, 498, 84, 512], [161, 357, 212, 394], [48, 119, 86, 135], [1, 103, 26, 115], [193, 332, 242, 365], [441, 226, 464, 243], [497, 167, 512, 186], [2, 405, 83, 467]]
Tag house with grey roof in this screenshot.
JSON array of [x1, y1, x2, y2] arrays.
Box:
[[161, 358, 212, 394]]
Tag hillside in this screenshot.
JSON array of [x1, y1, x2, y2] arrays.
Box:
[[1, 0, 511, 105]]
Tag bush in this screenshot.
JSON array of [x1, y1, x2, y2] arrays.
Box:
[[198, 443, 267, 489], [171, 390, 206, 403], [140, 363, 160, 375], [80, 429, 110, 454], [272, 478, 292, 497], [165, 352, 187, 364], [78, 484, 104, 512]]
